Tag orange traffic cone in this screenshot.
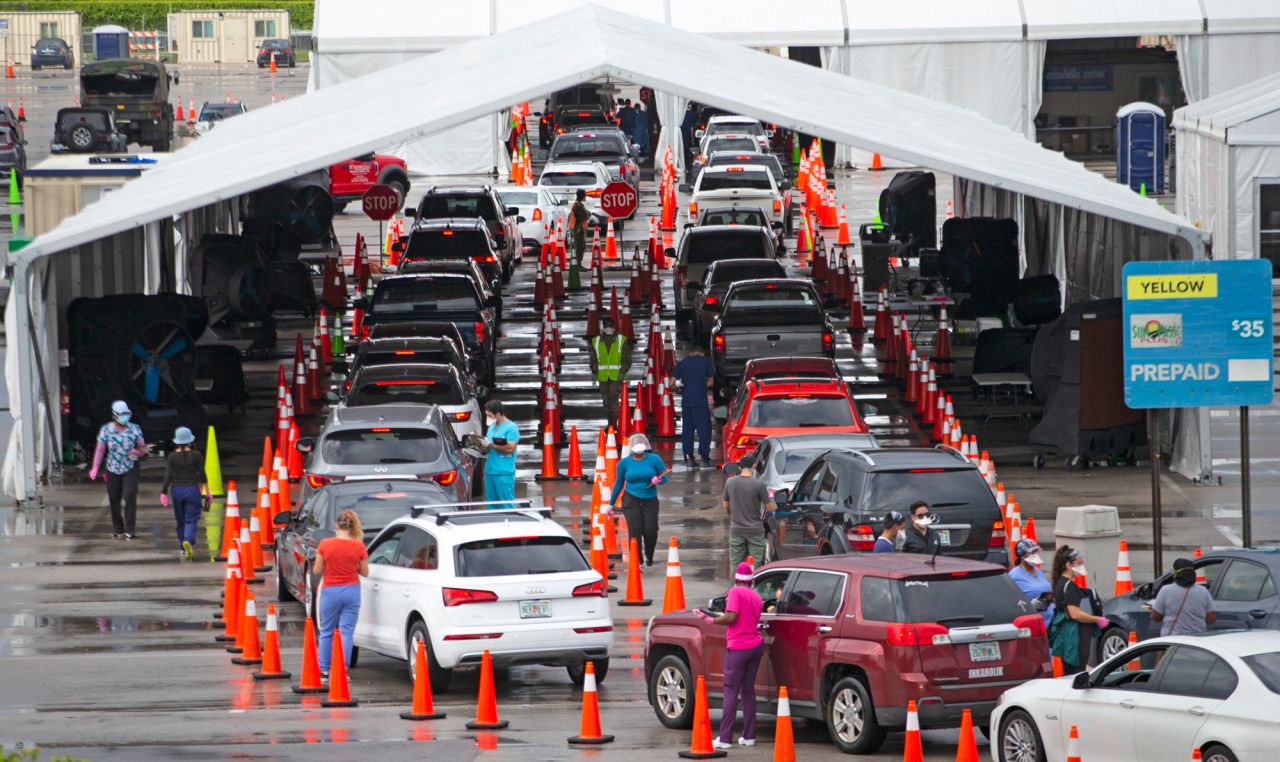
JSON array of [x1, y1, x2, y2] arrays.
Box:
[[1126, 631, 1142, 671], [253, 604, 292, 680], [536, 430, 561, 481], [400, 639, 446, 720], [679, 675, 727, 759], [955, 708, 979, 762], [320, 629, 359, 707], [1053, 656, 1064, 678], [616, 381, 632, 443], [215, 548, 242, 639], [1066, 725, 1082, 762], [237, 531, 260, 584], [1194, 547, 1206, 585], [836, 204, 851, 246], [568, 660, 614, 744], [230, 592, 262, 664], [903, 700, 923, 762], [1115, 539, 1134, 596], [1192, 749, 1202, 761], [605, 217, 619, 262], [934, 305, 954, 376], [216, 485, 241, 561], [248, 513, 269, 573], [618, 538, 652, 607], [465, 649, 509, 729], [1024, 516, 1039, 546], [662, 536, 686, 614], [291, 617, 326, 694], [565, 426, 587, 480], [589, 523, 617, 593], [772, 686, 796, 762], [870, 152, 884, 171]]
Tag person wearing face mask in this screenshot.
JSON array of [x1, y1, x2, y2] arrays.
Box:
[[90, 400, 149, 540], [589, 317, 631, 426], [480, 400, 520, 509], [901, 501, 942, 555], [1149, 558, 1216, 636], [1049, 545, 1107, 674], [609, 433, 668, 567], [1008, 539, 1053, 626], [873, 511, 907, 553]]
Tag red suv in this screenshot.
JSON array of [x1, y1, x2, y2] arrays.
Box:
[[722, 377, 866, 464], [329, 153, 410, 213], [645, 554, 1050, 754]]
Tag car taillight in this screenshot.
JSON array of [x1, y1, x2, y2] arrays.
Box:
[[773, 199, 782, 214], [532, 207, 542, 221], [1014, 614, 1046, 639], [586, 189, 602, 198], [822, 330, 834, 354], [474, 320, 485, 343], [713, 334, 725, 354], [735, 435, 755, 448], [474, 254, 495, 263], [432, 470, 459, 486], [846, 524, 876, 552], [703, 295, 719, 308], [451, 411, 472, 421], [989, 520, 1007, 548], [573, 580, 607, 598], [283, 48, 292, 54], [360, 324, 371, 341], [574, 625, 614, 634], [676, 265, 687, 287], [443, 632, 503, 640], [442, 587, 499, 606], [305, 474, 341, 489], [886, 623, 950, 646], [689, 201, 698, 219]]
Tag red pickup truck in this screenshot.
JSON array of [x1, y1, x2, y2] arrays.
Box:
[[329, 153, 410, 213]]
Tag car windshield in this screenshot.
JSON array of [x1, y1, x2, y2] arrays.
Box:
[[709, 121, 764, 137], [747, 396, 853, 428], [404, 230, 489, 260], [559, 112, 611, 129], [359, 349, 458, 369], [199, 103, 244, 121], [36, 39, 66, 49], [698, 170, 773, 192], [418, 195, 497, 222], [1243, 653, 1280, 694], [551, 136, 627, 159], [701, 209, 769, 227], [262, 39, 290, 49], [704, 138, 759, 155], [708, 263, 784, 285], [498, 191, 539, 207], [867, 469, 997, 512], [320, 428, 442, 465], [896, 573, 1031, 624], [330, 485, 443, 528], [722, 287, 824, 325], [709, 153, 784, 180], [372, 279, 480, 313], [348, 378, 465, 406], [685, 234, 769, 263], [776, 447, 844, 476], [455, 536, 590, 576], [541, 171, 598, 187]]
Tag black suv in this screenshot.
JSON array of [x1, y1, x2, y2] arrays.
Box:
[[776, 447, 1008, 565], [394, 218, 504, 287], [410, 187, 521, 282], [539, 85, 614, 148], [51, 108, 128, 154]]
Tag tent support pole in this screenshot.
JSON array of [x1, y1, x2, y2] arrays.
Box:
[[14, 257, 39, 505]]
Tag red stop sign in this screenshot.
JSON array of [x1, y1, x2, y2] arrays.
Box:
[[600, 181, 638, 219], [361, 184, 400, 221]]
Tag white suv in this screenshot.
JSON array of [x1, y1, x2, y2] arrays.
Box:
[[351, 501, 613, 693]]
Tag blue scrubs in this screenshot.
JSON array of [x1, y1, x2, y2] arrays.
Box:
[[674, 355, 715, 460]]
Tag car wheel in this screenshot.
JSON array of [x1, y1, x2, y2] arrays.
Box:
[[566, 658, 609, 685], [332, 200, 347, 214], [649, 654, 694, 729], [825, 675, 886, 754], [1201, 745, 1238, 762], [66, 124, 99, 152], [276, 553, 296, 602], [1098, 626, 1130, 661], [387, 179, 408, 206], [998, 709, 1046, 762], [407, 619, 452, 693]]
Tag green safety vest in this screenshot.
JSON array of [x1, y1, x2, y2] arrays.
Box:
[[593, 335, 626, 382]]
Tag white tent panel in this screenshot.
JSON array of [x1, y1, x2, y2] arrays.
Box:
[[668, 0, 844, 46], [1203, 0, 1280, 34], [1173, 71, 1280, 141], [1022, 0, 1203, 40], [494, 0, 665, 32], [313, 0, 488, 53], [844, 0, 1022, 45]]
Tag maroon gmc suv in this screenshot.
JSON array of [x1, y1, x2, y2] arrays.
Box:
[[645, 554, 1050, 754]]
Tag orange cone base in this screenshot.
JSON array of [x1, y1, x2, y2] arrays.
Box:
[[569, 733, 616, 745], [252, 668, 292, 681], [254, 564, 273, 573], [230, 655, 263, 666], [291, 684, 327, 695], [678, 751, 727, 759], [226, 644, 244, 654], [400, 710, 447, 721], [321, 697, 359, 708], [466, 720, 510, 730], [214, 633, 236, 642], [617, 597, 652, 607]]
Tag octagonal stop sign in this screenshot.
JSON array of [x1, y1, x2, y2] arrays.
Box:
[[361, 184, 400, 221], [600, 181, 637, 220]]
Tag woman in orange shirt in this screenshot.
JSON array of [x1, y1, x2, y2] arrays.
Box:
[[313, 509, 369, 677]]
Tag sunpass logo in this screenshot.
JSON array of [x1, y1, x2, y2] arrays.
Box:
[[1130, 313, 1182, 348]]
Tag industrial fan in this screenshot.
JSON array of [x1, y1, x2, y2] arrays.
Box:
[[196, 233, 277, 355], [877, 171, 936, 257]]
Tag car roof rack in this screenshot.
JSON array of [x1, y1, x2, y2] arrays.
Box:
[[933, 444, 970, 462], [406, 499, 551, 523]]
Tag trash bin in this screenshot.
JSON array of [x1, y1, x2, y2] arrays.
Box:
[[1053, 505, 1122, 599]]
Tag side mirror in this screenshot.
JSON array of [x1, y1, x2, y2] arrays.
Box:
[[678, 184, 692, 194], [390, 241, 404, 254], [490, 279, 501, 292], [708, 595, 727, 612], [273, 511, 292, 525], [475, 385, 489, 399], [516, 216, 526, 224], [325, 390, 340, 403], [664, 247, 676, 259], [172, 71, 180, 85], [722, 462, 742, 476], [772, 488, 791, 506], [630, 145, 641, 156], [356, 152, 375, 162], [765, 129, 776, 138], [351, 297, 369, 311], [402, 208, 417, 217], [463, 433, 485, 449], [295, 437, 314, 454], [1071, 672, 1090, 689], [780, 180, 792, 191], [861, 404, 879, 419], [1137, 582, 1154, 599], [505, 206, 519, 217], [695, 129, 705, 139]]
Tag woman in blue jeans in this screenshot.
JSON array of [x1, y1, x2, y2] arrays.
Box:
[[314, 509, 368, 677], [159, 426, 208, 560]]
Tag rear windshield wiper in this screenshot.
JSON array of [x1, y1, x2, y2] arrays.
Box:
[[936, 614, 984, 626], [526, 568, 561, 574], [377, 458, 415, 464]]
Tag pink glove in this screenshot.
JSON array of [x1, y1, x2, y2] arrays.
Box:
[[650, 476, 662, 485], [1096, 616, 1110, 630], [159, 494, 169, 507], [88, 468, 99, 481]]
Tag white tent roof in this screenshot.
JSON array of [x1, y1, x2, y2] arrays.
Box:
[[17, 3, 1205, 270], [1022, 0, 1203, 40], [1203, 0, 1280, 34], [1173, 70, 1280, 142]]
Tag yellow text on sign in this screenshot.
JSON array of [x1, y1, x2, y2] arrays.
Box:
[[1126, 274, 1218, 300]]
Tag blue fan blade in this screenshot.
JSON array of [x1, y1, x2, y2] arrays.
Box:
[[144, 365, 160, 403], [130, 341, 150, 358], [159, 336, 188, 360]]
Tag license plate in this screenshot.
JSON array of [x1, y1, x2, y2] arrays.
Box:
[[938, 529, 951, 546], [116, 104, 125, 109], [519, 599, 551, 619], [969, 641, 1001, 662]]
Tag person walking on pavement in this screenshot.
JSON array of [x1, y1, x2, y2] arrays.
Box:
[[701, 562, 765, 751], [610, 433, 667, 567], [673, 344, 715, 467], [590, 316, 631, 427], [723, 456, 775, 568], [1150, 557, 1216, 636], [633, 101, 649, 157], [901, 500, 943, 555], [481, 400, 520, 509], [160, 426, 209, 560], [1049, 546, 1107, 674], [1008, 539, 1054, 626], [568, 188, 592, 289], [873, 511, 907, 553], [314, 509, 368, 679], [90, 400, 149, 540]]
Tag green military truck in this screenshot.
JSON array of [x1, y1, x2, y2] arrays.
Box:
[[79, 58, 178, 152]]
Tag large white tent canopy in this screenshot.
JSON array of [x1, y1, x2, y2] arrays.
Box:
[[5, 4, 1206, 501]]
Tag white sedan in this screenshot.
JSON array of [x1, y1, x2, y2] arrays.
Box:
[[537, 161, 612, 225], [494, 185, 567, 261], [990, 630, 1280, 762]]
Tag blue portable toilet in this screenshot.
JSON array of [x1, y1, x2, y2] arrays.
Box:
[[1116, 102, 1166, 194], [92, 25, 131, 61]]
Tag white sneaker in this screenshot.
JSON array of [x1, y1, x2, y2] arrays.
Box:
[[711, 739, 733, 750], [738, 737, 755, 747]]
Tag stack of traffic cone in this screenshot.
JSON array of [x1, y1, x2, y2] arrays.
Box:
[[216, 487, 242, 561], [618, 538, 652, 606], [619, 300, 634, 340], [230, 593, 263, 665], [589, 524, 615, 592], [568, 661, 614, 744], [848, 274, 865, 333], [1024, 516, 1039, 545], [662, 537, 686, 614], [465, 650, 509, 729], [1127, 631, 1141, 671], [216, 547, 242, 636], [320, 630, 359, 707], [1115, 540, 1134, 596], [631, 381, 648, 434], [656, 378, 677, 438], [933, 305, 953, 377], [291, 617, 327, 694], [904, 353, 918, 404], [616, 383, 632, 443], [252, 604, 292, 680], [400, 639, 447, 720], [680, 676, 727, 759], [292, 335, 311, 415], [536, 430, 560, 481], [1195, 548, 1207, 585], [872, 289, 890, 343]]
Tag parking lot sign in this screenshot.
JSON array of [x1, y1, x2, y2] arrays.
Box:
[[1122, 259, 1273, 409]]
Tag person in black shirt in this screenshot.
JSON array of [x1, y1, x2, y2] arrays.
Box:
[[1048, 545, 1108, 674], [160, 426, 209, 560], [901, 500, 942, 555]]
